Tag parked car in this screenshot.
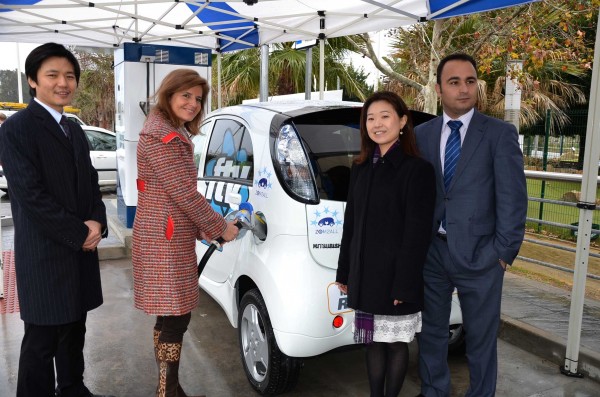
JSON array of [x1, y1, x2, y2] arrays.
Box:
[[193, 101, 463, 395], [0, 109, 86, 126], [0, 125, 116, 193]]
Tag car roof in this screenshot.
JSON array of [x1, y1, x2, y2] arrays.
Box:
[[81, 125, 116, 135], [0, 110, 18, 118], [208, 100, 363, 118]]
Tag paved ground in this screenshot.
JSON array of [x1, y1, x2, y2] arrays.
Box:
[[1, 258, 599, 397], [1, 193, 600, 396]]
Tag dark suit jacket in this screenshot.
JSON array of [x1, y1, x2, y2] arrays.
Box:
[[0, 99, 106, 325], [415, 110, 527, 271], [336, 146, 436, 315]]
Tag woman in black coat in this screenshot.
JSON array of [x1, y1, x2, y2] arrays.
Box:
[[336, 91, 436, 397]]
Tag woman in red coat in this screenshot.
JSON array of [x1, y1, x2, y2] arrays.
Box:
[[132, 69, 238, 397]]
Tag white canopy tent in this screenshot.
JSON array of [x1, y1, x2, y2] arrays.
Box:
[[0, 1, 538, 51], [0, 0, 598, 380]]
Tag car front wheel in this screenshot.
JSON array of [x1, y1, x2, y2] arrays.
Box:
[[238, 288, 303, 395]]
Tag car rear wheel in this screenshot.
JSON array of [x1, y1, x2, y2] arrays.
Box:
[[448, 324, 466, 355], [238, 288, 303, 395]]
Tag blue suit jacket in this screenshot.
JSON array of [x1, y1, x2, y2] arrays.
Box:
[[0, 99, 107, 325], [415, 110, 527, 271]]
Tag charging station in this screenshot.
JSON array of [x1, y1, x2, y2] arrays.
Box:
[[114, 43, 212, 227]]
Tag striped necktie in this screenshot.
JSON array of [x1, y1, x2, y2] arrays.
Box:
[[60, 115, 72, 141], [444, 120, 463, 191]]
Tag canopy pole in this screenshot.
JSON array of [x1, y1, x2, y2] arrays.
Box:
[[561, 6, 600, 378], [260, 44, 268, 102], [319, 11, 325, 100], [217, 52, 222, 109], [305, 47, 312, 100], [16, 43, 23, 103], [319, 39, 324, 100]]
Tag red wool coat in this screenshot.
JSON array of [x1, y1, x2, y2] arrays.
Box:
[[132, 111, 227, 316]]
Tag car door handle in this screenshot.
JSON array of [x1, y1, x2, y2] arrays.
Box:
[[226, 192, 242, 205]]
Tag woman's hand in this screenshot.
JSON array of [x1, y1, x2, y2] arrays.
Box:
[[393, 300, 403, 306], [221, 220, 240, 242], [335, 282, 348, 294]]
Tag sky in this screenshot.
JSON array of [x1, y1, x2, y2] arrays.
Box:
[[0, 42, 39, 72]]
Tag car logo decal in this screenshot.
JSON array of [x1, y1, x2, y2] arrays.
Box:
[[310, 206, 343, 235], [254, 166, 272, 198]]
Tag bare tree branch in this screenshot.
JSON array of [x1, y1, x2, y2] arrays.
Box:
[[347, 34, 423, 91]]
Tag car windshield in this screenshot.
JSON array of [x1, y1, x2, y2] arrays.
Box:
[[292, 108, 361, 202]]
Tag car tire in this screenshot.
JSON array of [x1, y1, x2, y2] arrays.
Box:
[[448, 324, 466, 355], [238, 289, 303, 395]]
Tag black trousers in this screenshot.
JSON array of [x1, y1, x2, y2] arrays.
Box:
[[155, 312, 192, 343], [17, 314, 90, 397]]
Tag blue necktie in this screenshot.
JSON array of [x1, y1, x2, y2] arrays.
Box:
[[444, 120, 463, 191], [442, 120, 462, 230]]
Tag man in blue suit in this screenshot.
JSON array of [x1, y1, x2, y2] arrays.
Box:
[[0, 43, 113, 397], [415, 53, 527, 396]]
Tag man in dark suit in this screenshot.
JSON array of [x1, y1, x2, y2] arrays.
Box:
[[415, 53, 527, 397], [0, 43, 114, 397]]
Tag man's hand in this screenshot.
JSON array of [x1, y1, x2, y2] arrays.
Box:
[[499, 259, 508, 270], [83, 220, 103, 251]]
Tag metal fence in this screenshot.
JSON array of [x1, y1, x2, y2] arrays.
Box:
[[486, 109, 599, 240], [490, 109, 590, 173], [464, 109, 596, 278], [523, 170, 600, 280]]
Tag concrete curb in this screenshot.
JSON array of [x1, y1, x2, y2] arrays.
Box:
[[98, 215, 132, 260], [499, 314, 600, 382]]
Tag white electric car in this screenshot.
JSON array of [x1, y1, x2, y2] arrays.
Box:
[[193, 101, 463, 395]]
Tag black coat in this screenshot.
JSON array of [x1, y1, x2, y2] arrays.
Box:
[[336, 145, 435, 315], [0, 99, 107, 325]]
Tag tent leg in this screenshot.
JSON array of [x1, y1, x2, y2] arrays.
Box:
[[259, 44, 269, 102], [562, 6, 600, 378], [305, 47, 312, 100], [217, 52, 222, 109]]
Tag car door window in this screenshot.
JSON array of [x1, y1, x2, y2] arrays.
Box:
[[193, 120, 212, 172], [204, 119, 254, 184], [84, 129, 116, 151]]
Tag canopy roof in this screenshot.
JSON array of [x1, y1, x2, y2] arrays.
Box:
[[0, 0, 538, 52]]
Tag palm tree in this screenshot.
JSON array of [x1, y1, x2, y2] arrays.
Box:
[[214, 37, 371, 107]]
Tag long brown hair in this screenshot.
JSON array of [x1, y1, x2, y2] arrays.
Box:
[[355, 91, 419, 164], [151, 69, 210, 136]]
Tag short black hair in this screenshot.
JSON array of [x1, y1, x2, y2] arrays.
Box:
[[436, 53, 477, 85], [25, 42, 81, 98]]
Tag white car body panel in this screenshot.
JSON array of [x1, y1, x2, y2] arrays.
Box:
[[196, 101, 462, 359]]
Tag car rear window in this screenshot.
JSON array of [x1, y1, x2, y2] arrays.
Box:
[[292, 108, 361, 202]]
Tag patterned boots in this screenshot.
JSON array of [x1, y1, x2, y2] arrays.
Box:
[[154, 330, 205, 397]]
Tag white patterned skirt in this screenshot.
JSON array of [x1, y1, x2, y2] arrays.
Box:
[[353, 311, 422, 343]]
